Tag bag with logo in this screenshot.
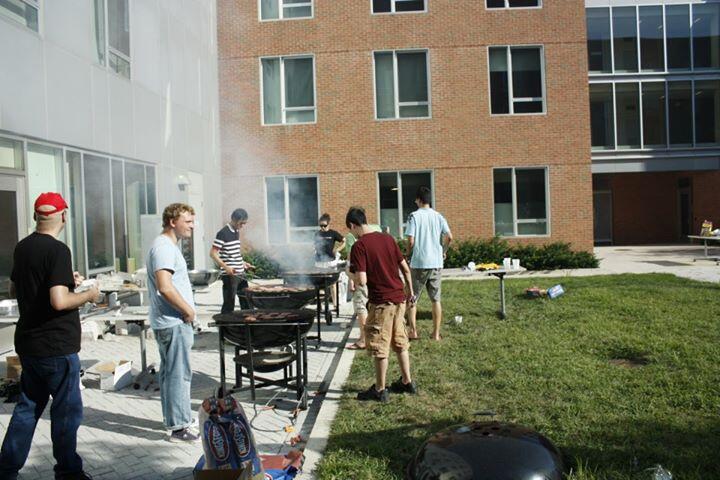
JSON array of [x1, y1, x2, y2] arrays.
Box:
[[198, 392, 264, 478]]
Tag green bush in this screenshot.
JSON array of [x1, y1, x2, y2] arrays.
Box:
[[243, 249, 280, 279], [444, 237, 598, 270]]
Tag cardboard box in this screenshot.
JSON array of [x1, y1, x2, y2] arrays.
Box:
[[193, 457, 253, 480], [5, 355, 21, 381], [84, 360, 133, 391]]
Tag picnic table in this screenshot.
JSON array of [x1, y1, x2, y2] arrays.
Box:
[[687, 235, 720, 264], [446, 266, 527, 319]]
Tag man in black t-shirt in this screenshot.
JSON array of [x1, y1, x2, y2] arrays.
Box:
[[314, 213, 345, 262], [0, 192, 98, 480]]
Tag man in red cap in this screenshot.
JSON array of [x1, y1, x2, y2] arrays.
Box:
[[0, 192, 98, 480]]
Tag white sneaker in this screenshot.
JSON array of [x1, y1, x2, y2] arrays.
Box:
[[169, 428, 199, 443]]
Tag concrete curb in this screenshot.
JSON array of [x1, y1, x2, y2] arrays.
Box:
[[299, 318, 359, 479]]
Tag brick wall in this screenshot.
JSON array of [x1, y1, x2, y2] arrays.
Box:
[[606, 170, 720, 245], [217, 0, 594, 251]]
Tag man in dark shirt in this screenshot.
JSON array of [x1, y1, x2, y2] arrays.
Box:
[[314, 213, 345, 262], [346, 207, 416, 402], [0, 192, 98, 480], [210, 208, 255, 314]]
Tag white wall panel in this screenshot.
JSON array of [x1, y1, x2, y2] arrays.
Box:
[[90, 66, 111, 151], [45, 44, 93, 147], [43, 0, 94, 62], [108, 75, 134, 157], [131, 0, 163, 95], [0, 24, 45, 137], [133, 85, 163, 163]]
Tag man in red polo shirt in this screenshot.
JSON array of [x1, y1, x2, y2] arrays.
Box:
[[346, 207, 417, 402]]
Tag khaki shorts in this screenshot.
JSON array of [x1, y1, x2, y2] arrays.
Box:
[[411, 268, 442, 302], [365, 302, 408, 359], [352, 284, 369, 315]]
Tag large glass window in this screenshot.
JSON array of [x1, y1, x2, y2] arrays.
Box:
[[93, 0, 130, 78], [613, 7, 638, 73], [66, 151, 86, 275], [26, 144, 64, 237], [494, 168, 548, 237], [261, 0, 312, 20], [692, 4, 720, 70], [0, 0, 38, 32], [615, 83, 641, 149], [373, 0, 425, 13], [111, 160, 127, 272], [124, 163, 146, 272], [694, 79, 720, 146], [0, 137, 23, 170], [639, 6, 664, 72], [84, 155, 114, 272], [587, 8, 612, 74], [489, 46, 545, 114], [486, 0, 540, 8], [262, 56, 316, 125], [374, 50, 430, 119], [642, 82, 667, 148], [668, 81, 693, 147], [666, 5, 691, 70], [378, 171, 432, 237], [264, 176, 319, 244], [589, 83, 615, 150]]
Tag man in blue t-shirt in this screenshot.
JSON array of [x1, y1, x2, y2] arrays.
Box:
[[146, 203, 198, 442], [404, 186, 453, 341]]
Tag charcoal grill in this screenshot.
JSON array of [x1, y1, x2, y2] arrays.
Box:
[[245, 285, 316, 310], [282, 264, 344, 343], [406, 421, 564, 480], [212, 309, 315, 408]]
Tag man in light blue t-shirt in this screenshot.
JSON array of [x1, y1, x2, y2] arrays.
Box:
[[404, 186, 452, 341], [146, 203, 197, 442]]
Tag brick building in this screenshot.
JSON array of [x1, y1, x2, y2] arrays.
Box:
[[218, 0, 594, 251], [587, 0, 720, 245]]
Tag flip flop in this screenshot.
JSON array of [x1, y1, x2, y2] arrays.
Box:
[[408, 336, 420, 341], [347, 343, 366, 350]]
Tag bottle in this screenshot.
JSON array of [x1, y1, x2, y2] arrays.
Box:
[[649, 465, 672, 480]]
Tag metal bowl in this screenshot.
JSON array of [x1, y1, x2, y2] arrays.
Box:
[[187, 269, 221, 287]]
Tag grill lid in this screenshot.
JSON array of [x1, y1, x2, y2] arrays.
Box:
[[407, 421, 564, 480]]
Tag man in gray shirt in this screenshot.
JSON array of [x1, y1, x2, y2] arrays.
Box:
[[146, 203, 197, 442]]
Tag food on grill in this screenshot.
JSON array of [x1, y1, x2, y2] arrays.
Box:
[[246, 285, 314, 293]]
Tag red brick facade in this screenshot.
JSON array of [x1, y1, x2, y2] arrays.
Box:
[[217, 1, 594, 251], [600, 171, 720, 245]]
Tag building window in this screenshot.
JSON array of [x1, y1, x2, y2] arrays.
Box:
[[494, 167, 548, 237], [589, 80, 720, 150], [378, 171, 432, 237], [589, 83, 615, 150], [0, 0, 38, 32], [486, 0, 540, 9], [265, 176, 319, 244], [586, 8, 612, 74], [261, 56, 316, 125], [260, 0, 312, 20], [666, 5, 691, 70], [0, 137, 23, 170], [587, 5, 720, 74], [373, 0, 425, 14], [374, 50, 430, 119], [693, 4, 720, 70], [489, 46, 545, 115], [94, 0, 131, 78]]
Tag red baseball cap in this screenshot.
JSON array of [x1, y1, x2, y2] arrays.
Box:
[[34, 192, 68, 216]]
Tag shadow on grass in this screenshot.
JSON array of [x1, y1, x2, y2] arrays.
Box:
[[324, 418, 463, 475], [561, 417, 720, 478]]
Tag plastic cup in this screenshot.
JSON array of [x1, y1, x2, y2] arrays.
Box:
[[512, 259, 520, 270], [502, 257, 511, 270], [453, 315, 463, 325]]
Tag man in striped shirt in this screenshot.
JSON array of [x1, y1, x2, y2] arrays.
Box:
[[210, 208, 255, 314]]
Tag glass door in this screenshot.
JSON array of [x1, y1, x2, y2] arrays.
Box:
[[0, 176, 26, 299]]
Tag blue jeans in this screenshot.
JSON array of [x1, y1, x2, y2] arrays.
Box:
[[155, 322, 194, 430], [0, 354, 83, 480]]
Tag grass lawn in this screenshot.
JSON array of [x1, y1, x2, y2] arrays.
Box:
[[316, 274, 720, 480]]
